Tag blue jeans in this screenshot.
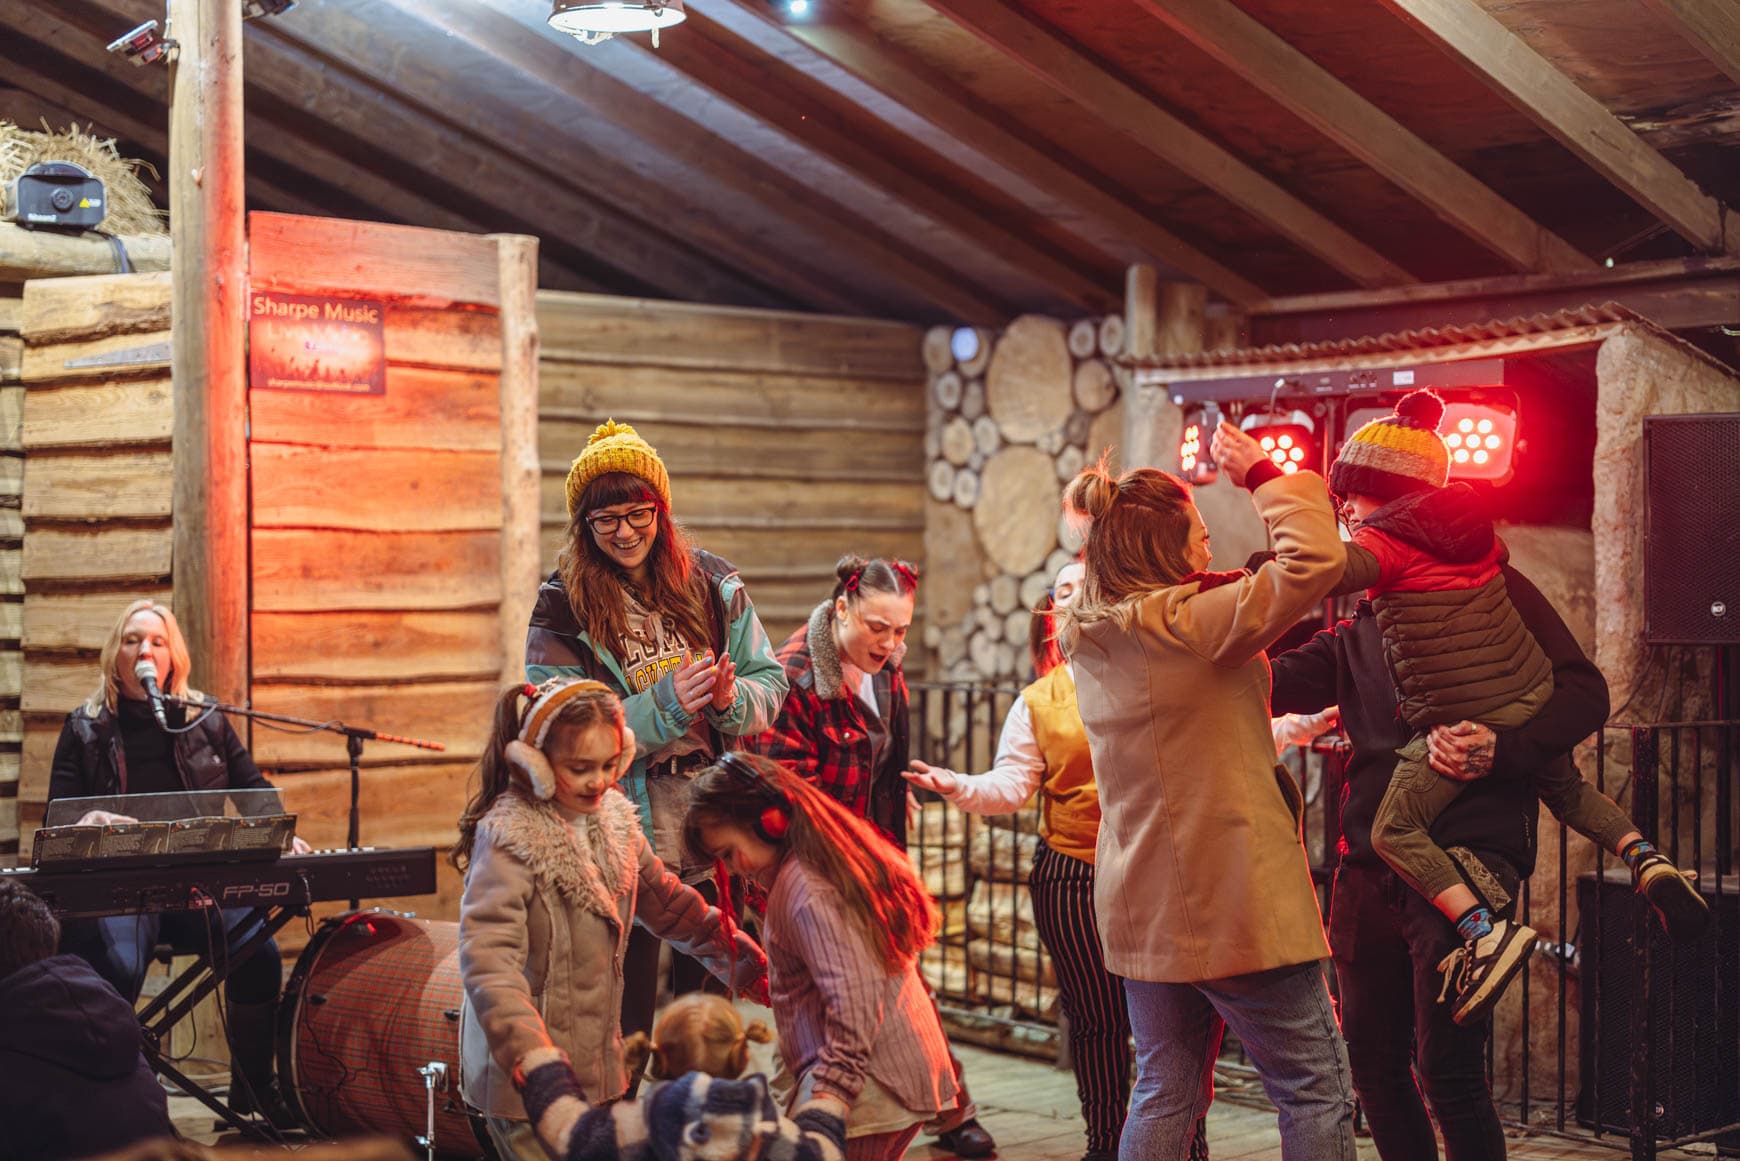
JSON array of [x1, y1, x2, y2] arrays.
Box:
[[1122, 959, 1356, 1161]]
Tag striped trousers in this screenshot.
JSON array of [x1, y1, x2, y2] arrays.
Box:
[[1031, 840, 1209, 1159]]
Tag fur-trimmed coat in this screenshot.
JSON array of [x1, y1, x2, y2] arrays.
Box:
[[750, 602, 912, 848], [459, 787, 767, 1119]]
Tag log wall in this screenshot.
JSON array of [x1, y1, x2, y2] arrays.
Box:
[[536, 293, 927, 657], [0, 295, 20, 853], [15, 272, 172, 855]]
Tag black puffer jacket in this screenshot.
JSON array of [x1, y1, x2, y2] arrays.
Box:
[[1338, 484, 1554, 729], [49, 698, 272, 802], [0, 953, 173, 1160]]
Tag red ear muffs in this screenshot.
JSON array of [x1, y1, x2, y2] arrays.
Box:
[[755, 806, 790, 843]]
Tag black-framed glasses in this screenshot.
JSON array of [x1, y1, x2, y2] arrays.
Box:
[[586, 505, 658, 535]]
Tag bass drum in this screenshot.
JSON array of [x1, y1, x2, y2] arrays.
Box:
[[279, 909, 488, 1158]]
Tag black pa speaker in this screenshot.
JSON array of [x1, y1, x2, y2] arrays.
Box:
[[1576, 869, 1740, 1147], [1644, 414, 1740, 644]]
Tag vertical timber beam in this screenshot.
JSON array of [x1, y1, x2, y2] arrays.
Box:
[[168, 0, 249, 709], [495, 233, 542, 689], [1125, 263, 1159, 361]]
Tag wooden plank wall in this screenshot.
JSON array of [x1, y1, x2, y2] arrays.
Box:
[[0, 295, 20, 854], [14, 273, 173, 857], [248, 213, 522, 945], [536, 293, 928, 660]]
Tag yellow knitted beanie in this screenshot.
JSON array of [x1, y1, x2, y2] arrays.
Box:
[[565, 420, 671, 516]]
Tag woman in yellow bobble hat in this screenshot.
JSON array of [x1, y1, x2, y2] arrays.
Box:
[[525, 419, 788, 1062]]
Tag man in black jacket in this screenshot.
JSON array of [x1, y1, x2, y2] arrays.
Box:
[[0, 877, 174, 1160], [1271, 565, 1609, 1161]]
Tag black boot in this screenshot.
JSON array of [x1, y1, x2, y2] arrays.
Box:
[[225, 997, 301, 1132]]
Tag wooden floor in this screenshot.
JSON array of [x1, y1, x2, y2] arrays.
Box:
[[173, 1039, 1684, 1159]]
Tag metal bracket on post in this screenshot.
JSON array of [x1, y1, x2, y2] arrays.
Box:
[[416, 1061, 449, 1161]]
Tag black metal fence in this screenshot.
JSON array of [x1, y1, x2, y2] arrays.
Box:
[[908, 679, 1740, 1160]]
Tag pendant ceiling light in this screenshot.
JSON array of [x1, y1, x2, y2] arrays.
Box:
[[549, 0, 686, 45]]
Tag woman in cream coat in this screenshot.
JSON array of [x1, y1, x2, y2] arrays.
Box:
[[1059, 424, 1355, 1161]]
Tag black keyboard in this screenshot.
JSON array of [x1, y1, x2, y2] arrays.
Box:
[[0, 847, 438, 918]]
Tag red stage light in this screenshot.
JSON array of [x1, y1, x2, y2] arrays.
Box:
[[1243, 422, 1315, 476], [1179, 405, 1219, 484]]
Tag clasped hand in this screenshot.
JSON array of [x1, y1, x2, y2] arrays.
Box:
[[670, 650, 737, 715]]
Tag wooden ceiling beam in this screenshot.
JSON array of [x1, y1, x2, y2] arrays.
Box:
[[701, 0, 1265, 304], [1379, 0, 1739, 256], [414, 0, 1016, 322], [922, 0, 1412, 288], [74, 0, 783, 300], [0, 16, 326, 217], [1126, 0, 1594, 276], [243, 1, 839, 313], [1638, 0, 1740, 89], [641, 8, 1119, 312]]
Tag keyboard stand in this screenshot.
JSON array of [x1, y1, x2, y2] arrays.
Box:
[[135, 902, 301, 1142]]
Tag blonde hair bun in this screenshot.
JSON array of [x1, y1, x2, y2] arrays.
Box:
[[1063, 464, 1118, 523]]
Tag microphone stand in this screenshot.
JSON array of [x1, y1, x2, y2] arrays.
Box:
[[165, 695, 444, 906]]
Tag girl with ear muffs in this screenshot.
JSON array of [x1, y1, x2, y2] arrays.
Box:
[[684, 751, 958, 1161], [454, 680, 771, 1161]]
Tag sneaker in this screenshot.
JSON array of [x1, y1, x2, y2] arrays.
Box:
[[1437, 917, 1538, 1026], [1635, 854, 1711, 941], [933, 1118, 997, 1158]]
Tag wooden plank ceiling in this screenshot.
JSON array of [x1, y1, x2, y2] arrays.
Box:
[[1, 0, 1735, 323]]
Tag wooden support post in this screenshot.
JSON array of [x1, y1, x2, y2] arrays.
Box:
[[1125, 264, 1158, 361], [168, 0, 249, 709], [1123, 280, 1205, 471], [494, 234, 542, 689], [1156, 283, 1208, 357]]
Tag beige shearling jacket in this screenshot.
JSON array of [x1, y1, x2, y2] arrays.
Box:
[[458, 786, 765, 1119], [1070, 471, 1344, 983]]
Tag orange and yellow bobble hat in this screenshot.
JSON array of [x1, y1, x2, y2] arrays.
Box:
[[564, 419, 672, 519], [1328, 388, 1451, 503]]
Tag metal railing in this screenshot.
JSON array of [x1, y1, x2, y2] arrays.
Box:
[[908, 679, 1740, 1160]]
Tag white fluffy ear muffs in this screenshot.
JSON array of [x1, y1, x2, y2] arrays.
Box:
[[506, 738, 558, 801]]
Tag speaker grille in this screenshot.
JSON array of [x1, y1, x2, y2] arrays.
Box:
[[1644, 414, 1740, 644]]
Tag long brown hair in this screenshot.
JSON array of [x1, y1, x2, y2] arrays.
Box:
[[557, 471, 712, 653], [683, 752, 938, 974], [451, 682, 627, 870], [1060, 461, 1196, 634]]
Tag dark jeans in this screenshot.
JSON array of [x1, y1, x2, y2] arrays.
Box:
[[60, 907, 281, 1005], [1330, 860, 1519, 1161]]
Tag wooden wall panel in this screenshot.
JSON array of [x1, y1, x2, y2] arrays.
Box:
[[535, 292, 926, 670], [253, 529, 502, 611], [14, 274, 177, 830], [252, 610, 502, 682], [23, 379, 174, 448], [249, 213, 502, 308], [250, 366, 501, 450], [22, 450, 173, 520], [383, 306, 505, 371], [250, 680, 498, 767], [251, 446, 502, 531], [538, 292, 924, 380]]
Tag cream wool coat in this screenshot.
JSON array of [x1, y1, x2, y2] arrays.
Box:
[[1070, 472, 1344, 983], [458, 786, 764, 1120]]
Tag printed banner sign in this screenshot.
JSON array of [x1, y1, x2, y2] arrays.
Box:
[[249, 291, 386, 395]]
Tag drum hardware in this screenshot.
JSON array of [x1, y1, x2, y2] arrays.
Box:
[[417, 1061, 450, 1161]]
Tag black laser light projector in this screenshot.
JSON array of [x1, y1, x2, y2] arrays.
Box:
[[5, 162, 108, 230]]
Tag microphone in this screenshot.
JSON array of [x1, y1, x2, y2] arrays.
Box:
[[134, 657, 169, 730]]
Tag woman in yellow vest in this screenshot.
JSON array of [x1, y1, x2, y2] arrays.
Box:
[[906, 560, 1337, 1161]]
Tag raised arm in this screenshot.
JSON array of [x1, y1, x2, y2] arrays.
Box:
[[905, 696, 1045, 815]]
